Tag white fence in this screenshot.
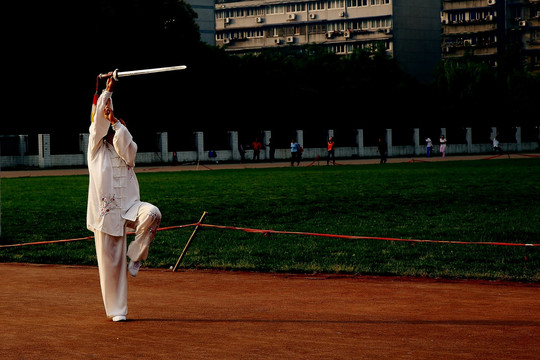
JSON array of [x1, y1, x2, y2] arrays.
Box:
[[1, 127, 539, 169]]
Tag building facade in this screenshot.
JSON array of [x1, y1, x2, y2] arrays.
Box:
[[215, 0, 441, 81], [441, 0, 540, 70], [186, 0, 217, 45]]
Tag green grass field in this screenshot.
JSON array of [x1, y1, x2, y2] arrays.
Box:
[[1, 158, 539, 282]]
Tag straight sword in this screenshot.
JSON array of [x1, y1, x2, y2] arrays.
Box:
[[98, 65, 187, 81]]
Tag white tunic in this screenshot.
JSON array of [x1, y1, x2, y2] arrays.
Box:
[[87, 90, 142, 237]]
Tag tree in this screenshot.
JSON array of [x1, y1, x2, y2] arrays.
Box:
[[5, 0, 202, 147]]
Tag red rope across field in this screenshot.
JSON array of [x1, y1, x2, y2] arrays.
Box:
[[0, 223, 198, 248], [195, 223, 540, 247], [1, 221, 538, 248]]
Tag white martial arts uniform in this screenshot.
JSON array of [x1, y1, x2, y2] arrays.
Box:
[[87, 89, 161, 318]]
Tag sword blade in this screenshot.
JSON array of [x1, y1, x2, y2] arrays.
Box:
[[117, 65, 187, 78], [99, 65, 187, 80]]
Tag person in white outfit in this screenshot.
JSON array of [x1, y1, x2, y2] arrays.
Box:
[[87, 77, 161, 322], [439, 135, 447, 158]]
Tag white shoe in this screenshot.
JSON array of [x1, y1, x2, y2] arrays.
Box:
[[112, 315, 126, 322], [128, 260, 140, 277]]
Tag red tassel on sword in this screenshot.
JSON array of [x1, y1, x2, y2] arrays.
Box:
[[90, 75, 99, 123]]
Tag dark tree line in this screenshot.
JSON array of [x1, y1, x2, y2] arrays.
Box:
[[5, 0, 539, 153]]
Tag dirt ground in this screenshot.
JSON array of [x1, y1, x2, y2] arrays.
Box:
[[1, 263, 538, 360]]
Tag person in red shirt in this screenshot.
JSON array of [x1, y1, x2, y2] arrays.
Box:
[[327, 136, 335, 165], [252, 138, 262, 161]]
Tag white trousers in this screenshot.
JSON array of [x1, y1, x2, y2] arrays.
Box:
[[94, 202, 161, 318]]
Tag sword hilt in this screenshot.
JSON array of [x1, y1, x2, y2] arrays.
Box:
[[98, 69, 119, 81]]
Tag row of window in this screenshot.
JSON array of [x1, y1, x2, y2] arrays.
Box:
[[443, 34, 498, 47], [217, 17, 392, 39], [330, 40, 391, 54], [443, 10, 496, 23], [216, 0, 390, 19]]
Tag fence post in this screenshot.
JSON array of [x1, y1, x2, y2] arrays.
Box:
[[515, 127, 522, 152], [263, 130, 272, 161], [296, 130, 304, 148], [38, 134, 51, 168], [79, 133, 89, 166], [413, 128, 420, 155], [18, 135, 28, 166], [158, 132, 168, 163], [466, 127, 472, 153], [356, 129, 364, 158], [386, 129, 393, 157], [194, 132, 204, 161], [228, 131, 239, 161]]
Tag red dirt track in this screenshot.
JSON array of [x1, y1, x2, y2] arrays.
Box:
[[1, 263, 538, 359]]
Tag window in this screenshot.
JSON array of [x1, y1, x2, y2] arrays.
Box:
[[347, 0, 368, 7], [267, 4, 284, 14], [216, 8, 246, 19], [246, 7, 265, 16], [308, 1, 325, 10], [247, 30, 264, 38], [327, 0, 345, 9], [308, 23, 326, 34], [287, 3, 306, 12]]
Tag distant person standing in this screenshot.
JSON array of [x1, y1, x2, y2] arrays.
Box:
[[439, 135, 447, 158], [377, 138, 387, 164], [267, 137, 275, 162], [327, 136, 336, 165], [290, 138, 301, 166], [238, 143, 246, 163], [425, 137, 433, 157], [493, 136, 503, 154], [252, 138, 262, 161]]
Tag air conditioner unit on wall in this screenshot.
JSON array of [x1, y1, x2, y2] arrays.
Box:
[[519, 20, 527, 27], [287, 36, 294, 43], [487, 0, 495, 5], [288, 13, 296, 20], [309, 13, 316, 19], [274, 38, 282, 45], [256, 17, 263, 23], [344, 30, 350, 38]]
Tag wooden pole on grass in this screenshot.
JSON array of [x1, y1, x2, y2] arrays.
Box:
[[172, 211, 208, 272]]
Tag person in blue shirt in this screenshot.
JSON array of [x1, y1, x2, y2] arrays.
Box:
[[290, 138, 301, 166]]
